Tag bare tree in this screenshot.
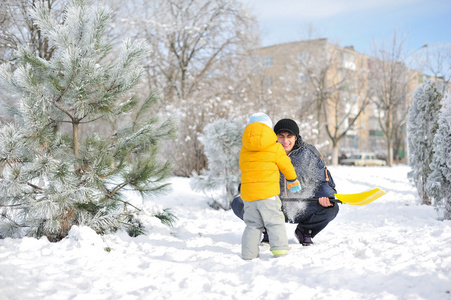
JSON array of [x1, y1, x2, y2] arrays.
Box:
[[424, 42, 451, 90], [115, 0, 259, 175], [0, 0, 67, 64], [369, 30, 415, 166], [323, 59, 372, 165], [300, 42, 332, 140], [0, 0, 68, 126], [296, 42, 372, 163], [254, 39, 333, 142]]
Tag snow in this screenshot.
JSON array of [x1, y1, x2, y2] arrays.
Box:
[[1, 165, 450, 300]]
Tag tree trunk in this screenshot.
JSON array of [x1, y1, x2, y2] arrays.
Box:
[[73, 121, 80, 159], [387, 141, 393, 167], [332, 142, 339, 165], [316, 99, 322, 143], [387, 110, 394, 167], [421, 166, 431, 205]]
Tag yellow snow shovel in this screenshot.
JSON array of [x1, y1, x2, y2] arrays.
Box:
[[332, 188, 386, 205]]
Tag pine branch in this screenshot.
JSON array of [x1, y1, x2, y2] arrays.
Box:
[[0, 212, 26, 228], [99, 192, 141, 211], [27, 182, 43, 191], [0, 204, 23, 208], [23, 105, 42, 139], [52, 102, 75, 122], [99, 179, 135, 204], [79, 116, 103, 124]]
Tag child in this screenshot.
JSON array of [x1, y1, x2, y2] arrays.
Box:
[[239, 112, 301, 260]]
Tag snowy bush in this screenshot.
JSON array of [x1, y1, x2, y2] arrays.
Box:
[[0, 0, 175, 241], [426, 93, 451, 219], [190, 119, 244, 210], [407, 79, 442, 205]]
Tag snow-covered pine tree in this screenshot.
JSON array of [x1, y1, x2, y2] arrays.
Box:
[[0, 0, 175, 241], [190, 119, 244, 210], [407, 79, 442, 205], [426, 92, 451, 219]]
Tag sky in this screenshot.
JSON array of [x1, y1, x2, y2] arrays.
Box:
[[240, 0, 451, 56]]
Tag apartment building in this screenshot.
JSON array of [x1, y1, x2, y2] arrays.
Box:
[[252, 38, 422, 162]]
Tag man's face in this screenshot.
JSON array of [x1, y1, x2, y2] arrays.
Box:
[[277, 131, 296, 154]]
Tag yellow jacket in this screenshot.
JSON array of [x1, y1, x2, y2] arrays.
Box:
[[239, 122, 297, 201]]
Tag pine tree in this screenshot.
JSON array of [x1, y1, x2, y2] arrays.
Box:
[[0, 0, 175, 241], [426, 93, 451, 219], [407, 79, 442, 205], [190, 119, 244, 210]]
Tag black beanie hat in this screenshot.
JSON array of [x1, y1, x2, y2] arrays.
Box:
[[273, 119, 300, 137]]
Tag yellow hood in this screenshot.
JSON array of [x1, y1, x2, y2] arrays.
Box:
[[242, 123, 277, 151]]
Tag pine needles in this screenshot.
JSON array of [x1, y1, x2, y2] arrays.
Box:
[[0, 0, 176, 241]]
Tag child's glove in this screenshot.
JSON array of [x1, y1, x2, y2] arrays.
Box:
[[287, 179, 302, 193]]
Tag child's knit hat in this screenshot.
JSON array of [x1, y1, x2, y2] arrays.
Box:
[[248, 112, 273, 129]]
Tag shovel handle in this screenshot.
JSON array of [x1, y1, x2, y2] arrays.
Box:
[[282, 198, 342, 204]]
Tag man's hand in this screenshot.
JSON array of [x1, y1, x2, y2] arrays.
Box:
[[318, 197, 333, 207]]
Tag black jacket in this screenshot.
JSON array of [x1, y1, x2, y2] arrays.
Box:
[[279, 140, 336, 200]]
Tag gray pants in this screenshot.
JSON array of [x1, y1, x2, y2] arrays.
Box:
[[241, 196, 289, 259]]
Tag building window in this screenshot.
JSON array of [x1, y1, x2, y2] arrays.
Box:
[[369, 130, 384, 137], [262, 56, 273, 67], [340, 51, 356, 70]]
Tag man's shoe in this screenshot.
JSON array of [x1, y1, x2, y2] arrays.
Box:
[[295, 228, 313, 246]]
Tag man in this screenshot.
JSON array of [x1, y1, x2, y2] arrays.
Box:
[[232, 118, 339, 246]]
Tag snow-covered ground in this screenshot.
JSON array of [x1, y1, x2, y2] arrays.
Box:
[[1, 165, 450, 300]]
